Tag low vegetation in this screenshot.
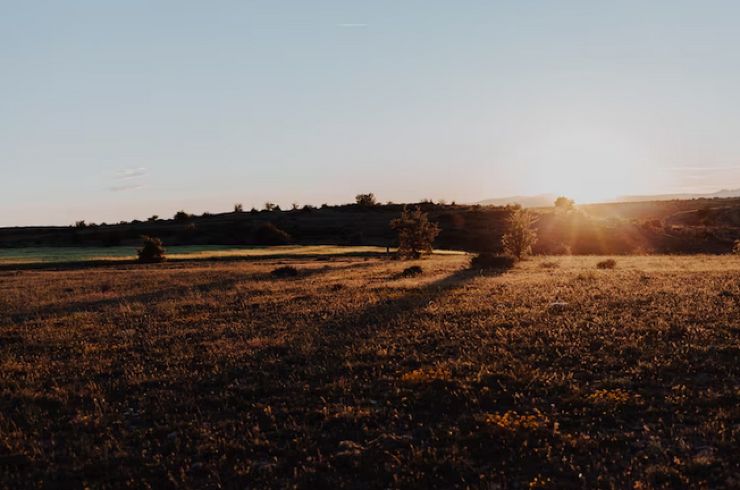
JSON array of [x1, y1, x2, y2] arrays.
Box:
[[136, 236, 166, 263], [0, 254, 737, 488], [271, 265, 299, 278], [470, 253, 516, 270], [597, 258, 617, 269]]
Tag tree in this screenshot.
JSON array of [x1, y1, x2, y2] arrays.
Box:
[[137, 236, 166, 263], [174, 210, 191, 221], [147, 215, 159, 222], [554, 196, 575, 212], [234, 203, 244, 213], [390, 206, 441, 258], [264, 202, 277, 212], [355, 193, 377, 207], [501, 208, 538, 260]]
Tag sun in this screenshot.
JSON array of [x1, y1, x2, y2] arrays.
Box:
[[525, 126, 651, 203]]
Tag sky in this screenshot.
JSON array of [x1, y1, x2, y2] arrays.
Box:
[[2, 1, 740, 226]]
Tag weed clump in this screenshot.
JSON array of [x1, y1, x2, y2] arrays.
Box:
[[401, 265, 423, 277], [470, 254, 516, 271], [137, 236, 166, 263], [597, 258, 617, 269], [271, 266, 298, 278]]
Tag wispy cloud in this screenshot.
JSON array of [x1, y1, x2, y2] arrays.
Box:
[[114, 167, 148, 180], [657, 166, 740, 171], [109, 183, 143, 192]]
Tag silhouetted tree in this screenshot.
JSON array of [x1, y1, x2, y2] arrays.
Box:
[[502, 208, 538, 260], [75, 220, 87, 228], [148, 215, 159, 222], [554, 196, 575, 212], [355, 193, 377, 207], [174, 210, 191, 221], [137, 236, 166, 263], [264, 202, 277, 212], [234, 203, 244, 213], [390, 206, 440, 258]]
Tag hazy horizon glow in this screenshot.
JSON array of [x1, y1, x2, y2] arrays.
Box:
[[3, 1, 740, 226]]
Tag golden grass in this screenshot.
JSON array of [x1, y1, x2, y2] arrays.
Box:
[[0, 254, 738, 488]]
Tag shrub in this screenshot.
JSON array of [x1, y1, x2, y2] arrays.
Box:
[[355, 193, 377, 207], [390, 206, 441, 258], [137, 236, 166, 263], [234, 203, 244, 213], [174, 210, 191, 221], [470, 253, 516, 271], [255, 222, 292, 245], [554, 196, 575, 212], [264, 202, 278, 212], [147, 215, 159, 222], [401, 265, 423, 277], [271, 266, 298, 278], [502, 208, 538, 260], [597, 258, 617, 269]]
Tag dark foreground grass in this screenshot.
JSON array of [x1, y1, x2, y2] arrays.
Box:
[[0, 255, 738, 488]]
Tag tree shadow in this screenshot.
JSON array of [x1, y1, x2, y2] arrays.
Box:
[[6, 261, 379, 322]]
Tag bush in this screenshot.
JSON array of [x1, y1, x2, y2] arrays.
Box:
[[174, 210, 191, 221], [255, 222, 292, 245], [390, 206, 441, 258], [271, 266, 298, 278], [401, 265, 423, 277], [355, 193, 377, 207], [470, 253, 516, 271], [597, 258, 617, 269], [502, 208, 538, 260], [137, 236, 166, 263], [234, 203, 243, 213]]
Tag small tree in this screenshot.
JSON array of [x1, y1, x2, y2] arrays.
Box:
[[502, 208, 538, 260], [390, 206, 441, 258], [234, 203, 244, 213], [147, 215, 159, 222], [137, 236, 166, 263], [264, 202, 277, 212], [356, 193, 377, 207], [174, 210, 190, 221], [554, 196, 575, 212]]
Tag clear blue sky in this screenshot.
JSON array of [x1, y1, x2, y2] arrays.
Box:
[[3, 1, 740, 226]]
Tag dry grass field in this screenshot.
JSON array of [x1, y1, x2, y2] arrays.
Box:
[[1, 254, 738, 488]]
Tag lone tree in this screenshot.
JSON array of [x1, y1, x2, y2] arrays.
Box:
[[137, 236, 166, 263], [355, 193, 377, 207], [234, 203, 244, 213], [390, 206, 441, 258], [502, 208, 538, 260], [554, 196, 575, 212]]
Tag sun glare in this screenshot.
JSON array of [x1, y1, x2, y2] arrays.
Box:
[[525, 127, 651, 203]]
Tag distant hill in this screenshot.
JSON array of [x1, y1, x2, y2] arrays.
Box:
[[476, 194, 557, 208], [477, 188, 740, 207], [616, 188, 740, 202]]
